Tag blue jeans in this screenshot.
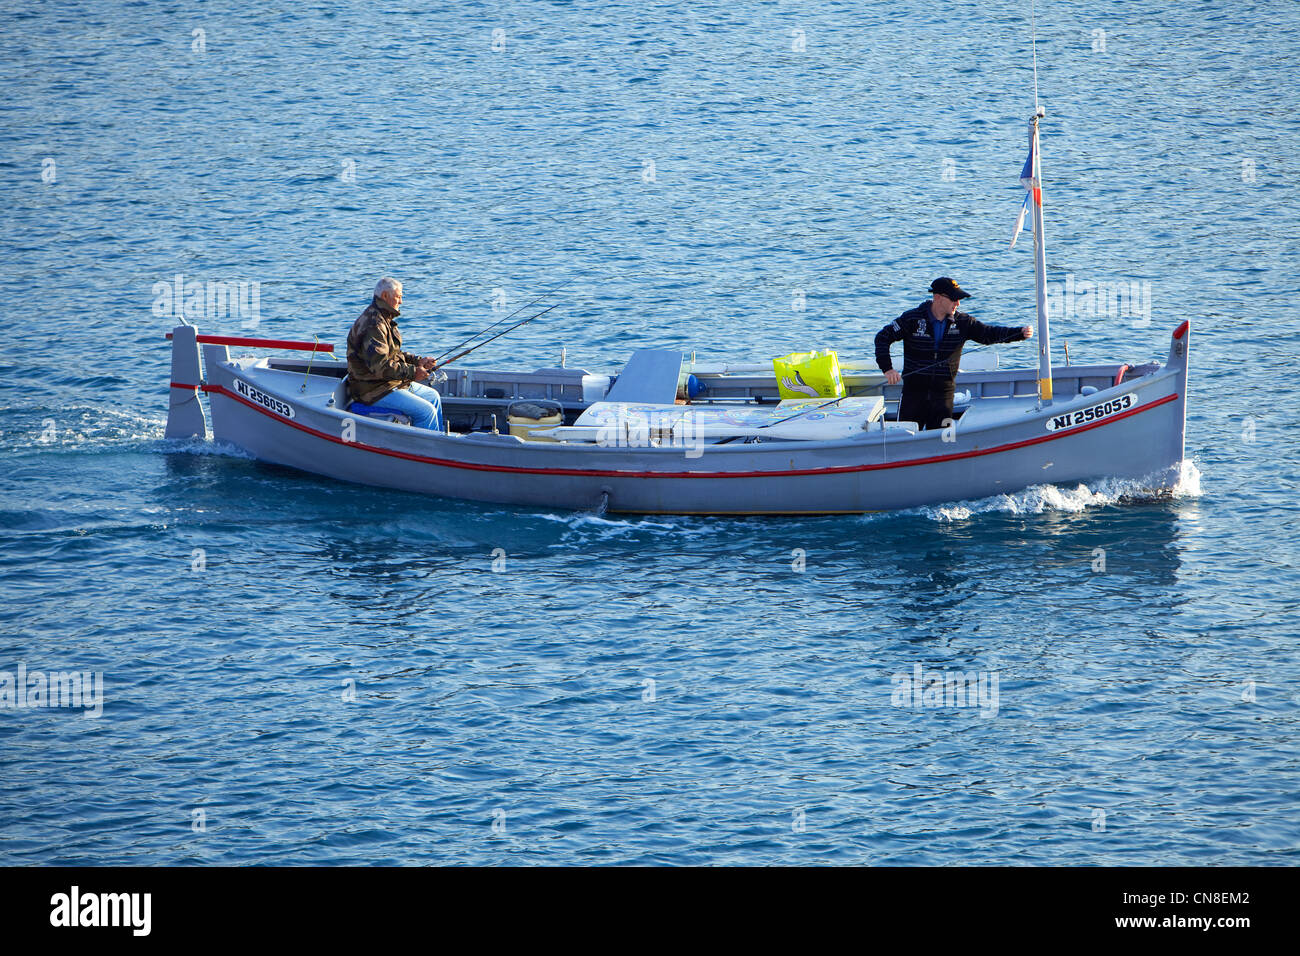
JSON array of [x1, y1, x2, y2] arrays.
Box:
[[369, 381, 443, 430]]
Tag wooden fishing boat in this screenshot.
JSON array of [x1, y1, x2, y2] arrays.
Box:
[[163, 327, 1187, 516], [163, 111, 1189, 515]]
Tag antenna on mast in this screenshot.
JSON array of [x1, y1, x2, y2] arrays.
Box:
[[1030, 0, 1040, 114]]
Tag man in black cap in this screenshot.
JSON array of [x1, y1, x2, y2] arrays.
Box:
[[874, 277, 1033, 431]]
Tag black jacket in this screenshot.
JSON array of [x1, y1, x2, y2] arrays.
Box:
[[875, 300, 1028, 392]]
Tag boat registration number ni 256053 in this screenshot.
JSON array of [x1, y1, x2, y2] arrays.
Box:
[[234, 379, 296, 419], [1045, 393, 1137, 432]]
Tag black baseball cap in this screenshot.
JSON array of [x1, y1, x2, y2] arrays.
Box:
[[929, 277, 971, 300]]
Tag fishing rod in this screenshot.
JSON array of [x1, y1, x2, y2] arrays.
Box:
[[433, 301, 565, 370], [762, 395, 846, 428], [432, 277, 576, 365]]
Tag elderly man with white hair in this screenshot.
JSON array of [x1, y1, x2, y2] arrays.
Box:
[[345, 277, 444, 429]]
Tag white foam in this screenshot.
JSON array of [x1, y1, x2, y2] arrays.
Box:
[[159, 436, 257, 459], [539, 509, 682, 535], [916, 460, 1203, 522], [1, 403, 166, 453], [1171, 459, 1202, 498]]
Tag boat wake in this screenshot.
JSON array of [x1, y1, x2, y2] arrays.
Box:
[[0, 402, 165, 455], [155, 436, 258, 459], [0, 401, 265, 461], [537, 510, 684, 535], [0, 403, 273, 465], [915, 460, 1203, 522]]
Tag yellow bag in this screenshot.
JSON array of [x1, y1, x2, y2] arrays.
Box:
[[773, 350, 845, 400]]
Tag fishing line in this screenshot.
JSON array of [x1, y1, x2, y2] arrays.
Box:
[[434, 301, 566, 369], [431, 276, 577, 365]]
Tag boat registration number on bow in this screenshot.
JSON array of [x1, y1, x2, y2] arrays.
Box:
[[1045, 393, 1136, 431], [234, 379, 296, 419]]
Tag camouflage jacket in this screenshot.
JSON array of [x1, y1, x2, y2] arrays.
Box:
[[346, 297, 421, 405]]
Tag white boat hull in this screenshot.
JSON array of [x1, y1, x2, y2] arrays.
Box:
[[170, 322, 1191, 515]]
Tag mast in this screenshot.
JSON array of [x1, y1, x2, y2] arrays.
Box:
[[1030, 107, 1053, 403], [1025, 0, 1053, 403]]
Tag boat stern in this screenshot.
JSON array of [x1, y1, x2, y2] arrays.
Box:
[[165, 324, 207, 439]]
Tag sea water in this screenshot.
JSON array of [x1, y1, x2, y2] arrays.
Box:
[[1, 0, 1297, 864]]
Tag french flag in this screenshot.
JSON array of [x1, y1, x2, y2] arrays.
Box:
[[1009, 136, 1038, 249]]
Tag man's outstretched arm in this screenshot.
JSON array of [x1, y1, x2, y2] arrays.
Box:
[[962, 316, 1033, 345]]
